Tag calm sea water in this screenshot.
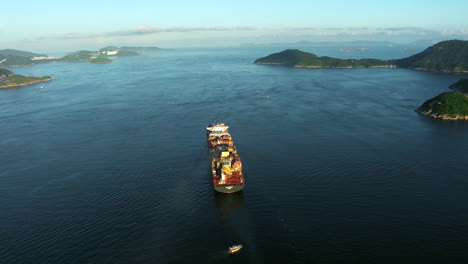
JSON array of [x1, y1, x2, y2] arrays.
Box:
[[1, 46, 468, 264]]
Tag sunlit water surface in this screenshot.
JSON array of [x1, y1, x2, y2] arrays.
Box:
[[1, 46, 467, 264]]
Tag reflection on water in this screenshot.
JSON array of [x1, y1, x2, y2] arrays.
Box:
[[214, 192, 263, 263], [214, 192, 245, 220], [2, 47, 468, 263]]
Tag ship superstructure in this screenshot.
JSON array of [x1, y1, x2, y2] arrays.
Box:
[[206, 123, 244, 193]]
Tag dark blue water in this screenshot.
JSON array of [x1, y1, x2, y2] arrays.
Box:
[[1, 46, 468, 264]]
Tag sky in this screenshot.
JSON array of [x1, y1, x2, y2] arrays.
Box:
[[1, 0, 468, 53]]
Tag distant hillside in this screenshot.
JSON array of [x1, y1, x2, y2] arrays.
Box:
[[113, 50, 139, 56], [449, 79, 468, 94], [99, 46, 119, 52], [0, 68, 14, 79], [97, 47, 139, 56], [0, 55, 58, 67], [254, 49, 392, 68], [0, 49, 46, 57], [0, 55, 34, 67], [59, 48, 138, 63], [392, 39, 468, 72], [59, 51, 96, 62]]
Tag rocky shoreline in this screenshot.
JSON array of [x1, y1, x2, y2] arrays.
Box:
[[416, 107, 468, 120], [0, 77, 53, 89]]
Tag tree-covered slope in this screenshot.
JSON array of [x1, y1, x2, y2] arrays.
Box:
[[114, 50, 138, 56], [449, 79, 468, 94], [0, 55, 34, 66], [0, 74, 53, 88], [417, 91, 468, 120], [59, 51, 96, 62], [99, 46, 120, 52], [0, 68, 14, 79], [0, 49, 46, 57], [392, 39, 468, 72], [254, 49, 391, 68]]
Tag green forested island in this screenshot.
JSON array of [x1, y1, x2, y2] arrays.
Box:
[[0, 45, 166, 67], [60, 48, 137, 63], [0, 45, 167, 88], [254, 49, 392, 68], [255, 39, 468, 72], [0, 51, 57, 67], [0, 71, 53, 89], [1, 61, 53, 88], [417, 90, 468, 120], [98, 46, 139, 56], [60, 50, 96, 62]]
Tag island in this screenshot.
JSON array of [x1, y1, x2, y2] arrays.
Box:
[[254, 40, 468, 72], [0, 49, 58, 67], [98, 46, 139, 56], [416, 79, 468, 120], [0, 69, 53, 89], [59, 50, 96, 62], [254, 49, 393, 68], [0, 45, 167, 67], [59, 48, 137, 63]]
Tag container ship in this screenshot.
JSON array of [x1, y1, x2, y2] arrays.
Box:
[[206, 123, 244, 193]]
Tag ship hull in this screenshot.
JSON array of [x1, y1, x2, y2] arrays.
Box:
[[214, 183, 244, 194], [207, 123, 244, 194]]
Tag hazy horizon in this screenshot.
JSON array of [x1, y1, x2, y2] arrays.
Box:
[[1, 0, 468, 53]]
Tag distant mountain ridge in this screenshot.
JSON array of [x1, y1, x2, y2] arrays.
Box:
[[0, 45, 167, 67], [254, 49, 393, 68], [255, 39, 468, 72], [242, 40, 397, 47], [99, 46, 164, 52], [391, 40, 468, 72]]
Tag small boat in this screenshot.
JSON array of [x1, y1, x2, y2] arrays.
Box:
[[40, 86, 44, 89], [228, 244, 243, 253]]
